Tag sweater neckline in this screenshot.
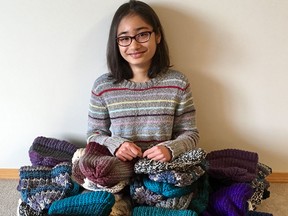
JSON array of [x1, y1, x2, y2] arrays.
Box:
[[120, 71, 167, 89]]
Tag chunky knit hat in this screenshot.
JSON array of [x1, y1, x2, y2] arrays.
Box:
[[48, 191, 115, 216], [17, 162, 79, 212], [206, 149, 259, 183], [203, 183, 254, 216], [130, 176, 194, 209], [135, 148, 207, 174], [143, 176, 194, 198], [17, 199, 47, 216], [29, 136, 78, 167], [148, 164, 206, 187], [132, 206, 198, 216], [79, 142, 135, 187]]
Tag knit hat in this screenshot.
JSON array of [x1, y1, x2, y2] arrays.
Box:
[[130, 176, 194, 209], [206, 149, 259, 183], [48, 191, 115, 216], [17, 199, 47, 216], [143, 176, 194, 198], [82, 178, 129, 194], [79, 142, 135, 187], [17, 162, 79, 212], [132, 206, 198, 216], [29, 136, 78, 167], [148, 164, 206, 187], [203, 183, 254, 216], [135, 148, 207, 174], [188, 174, 210, 214]]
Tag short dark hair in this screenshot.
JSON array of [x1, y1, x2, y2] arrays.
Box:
[[106, 0, 171, 83]]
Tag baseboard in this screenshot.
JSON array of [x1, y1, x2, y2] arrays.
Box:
[[1, 169, 288, 183], [0, 169, 19, 179]]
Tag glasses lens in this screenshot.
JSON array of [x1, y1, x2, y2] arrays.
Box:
[[117, 37, 131, 46], [136, 32, 151, 43]]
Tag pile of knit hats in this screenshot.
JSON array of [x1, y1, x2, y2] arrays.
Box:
[[17, 136, 116, 216], [130, 148, 209, 215], [202, 148, 273, 216], [16, 136, 274, 216]]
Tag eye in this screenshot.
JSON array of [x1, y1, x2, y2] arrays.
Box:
[[118, 36, 130, 42], [138, 32, 149, 38]]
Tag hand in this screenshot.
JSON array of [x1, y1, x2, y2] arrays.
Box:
[[115, 142, 143, 161], [143, 145, 172, 162]]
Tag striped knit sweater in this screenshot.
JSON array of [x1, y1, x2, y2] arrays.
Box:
[[87, 69, 199, 159]]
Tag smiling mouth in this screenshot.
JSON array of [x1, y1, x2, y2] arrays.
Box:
[[129, 51, 145, 58]]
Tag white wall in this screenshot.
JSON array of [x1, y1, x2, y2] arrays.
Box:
[[1, 0, 287, 171]]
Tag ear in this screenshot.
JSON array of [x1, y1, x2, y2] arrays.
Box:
[[156, 33, 161, 44]]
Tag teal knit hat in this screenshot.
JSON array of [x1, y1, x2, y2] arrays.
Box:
[[143, 176, 194, 198], [48, 191, 115, 216], [132, 206, 198, 216]]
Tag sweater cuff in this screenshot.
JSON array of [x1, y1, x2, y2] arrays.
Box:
[[104, 136, 131, 155]]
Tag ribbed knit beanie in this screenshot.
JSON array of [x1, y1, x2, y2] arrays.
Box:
[[204, 183, 254, 216], [132, 206, 198, 216], [17, 162, 79, 212], [48, 191, 115, 216], [29, 136, 78, 167], [79, 142, 135, 187], [135, 148, 206, 174], [143, 176, 194, 198], [206, 149, 259, 183]]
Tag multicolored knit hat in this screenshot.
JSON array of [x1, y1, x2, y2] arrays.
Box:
[[135, 148, 207, 174], [206, 149, 259, 183], [148, 164, 206, 187], [132, 206, 198, 216], [78, 142, 135, 187], [203, 183, 254, 216], [29, 136, 78, 167], [17, 199, 47, 216], [48, 191, 115, 216], [130, 176, 194, 209], [17, 162, 79, 212]]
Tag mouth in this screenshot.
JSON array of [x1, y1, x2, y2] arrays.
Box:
[[129, 51, 146, 58]]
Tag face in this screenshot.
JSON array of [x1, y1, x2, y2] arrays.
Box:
[[117, 14, 161, 73]]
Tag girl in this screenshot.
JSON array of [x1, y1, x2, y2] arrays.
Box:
[[87, 0, 199, 162]]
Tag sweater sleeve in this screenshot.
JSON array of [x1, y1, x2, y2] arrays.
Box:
[[86, 79, 131, 155], [160, 78, 200, 160]]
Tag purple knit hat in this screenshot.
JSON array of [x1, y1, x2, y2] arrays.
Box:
[[206, 149, 259, 183], [29, 136, 78, 167], [79, 142, 135, 187], [204, 183, 254, 216]]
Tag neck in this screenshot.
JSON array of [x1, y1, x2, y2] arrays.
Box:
[[130, 67, 150, 83]]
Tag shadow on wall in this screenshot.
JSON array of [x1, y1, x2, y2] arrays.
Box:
[[151, 4, 285, 166]]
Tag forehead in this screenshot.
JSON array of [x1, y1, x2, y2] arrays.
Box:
[[117, 14, 152, 35]]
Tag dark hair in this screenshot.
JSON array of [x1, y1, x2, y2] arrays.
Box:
[[106, 0, 171, 83]]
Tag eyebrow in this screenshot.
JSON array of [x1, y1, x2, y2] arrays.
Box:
[[117, 26, 151, 37]]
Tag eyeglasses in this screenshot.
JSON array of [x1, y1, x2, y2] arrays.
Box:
[[116, 31, 154, 47]]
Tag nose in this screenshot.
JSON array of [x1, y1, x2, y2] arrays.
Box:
[[129, 38, 141, 48]]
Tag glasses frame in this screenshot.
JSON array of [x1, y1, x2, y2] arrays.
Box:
[[116, 31, 154, 47]]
